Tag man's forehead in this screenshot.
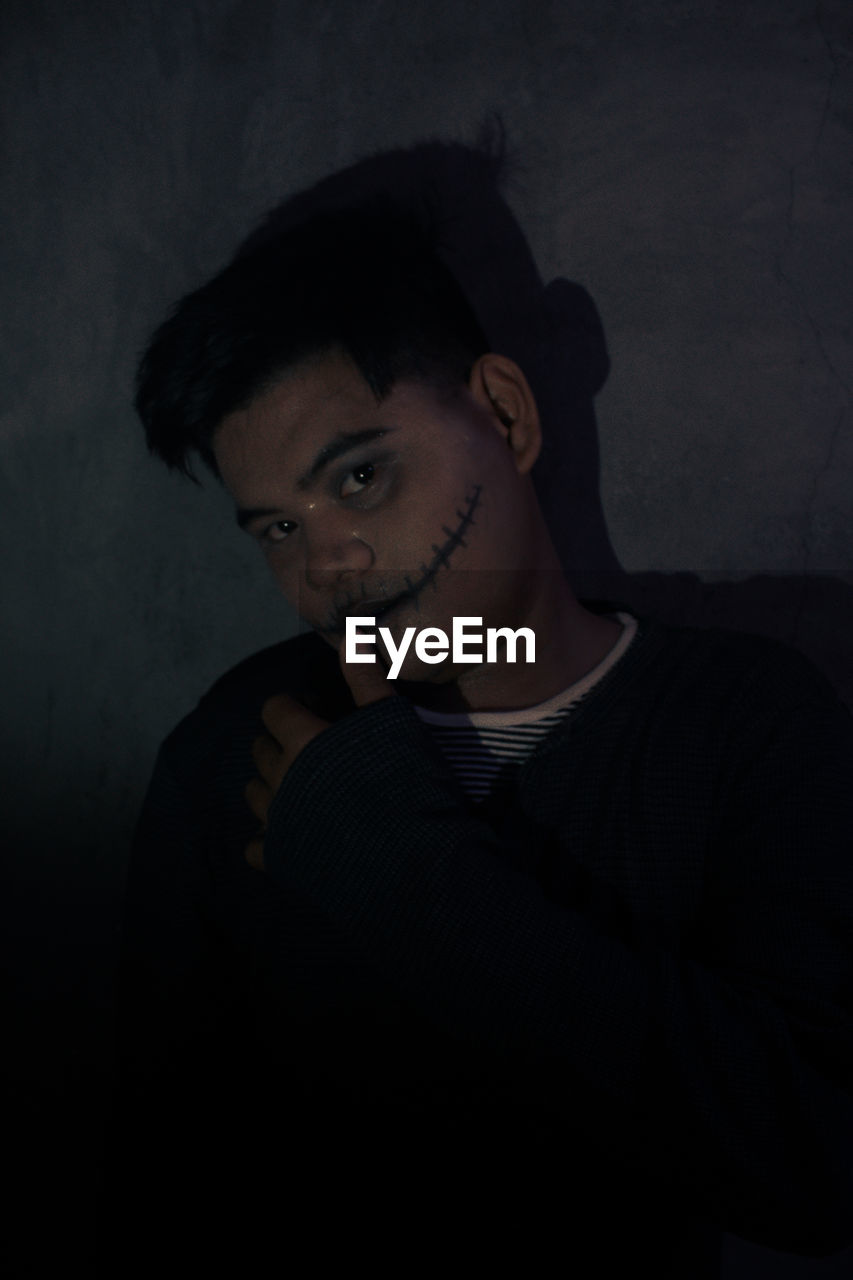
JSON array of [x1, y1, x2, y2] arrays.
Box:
[[235, 356, 372, 432], [214, 355, 379, 473]]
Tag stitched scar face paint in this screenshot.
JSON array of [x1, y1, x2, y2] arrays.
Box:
[[324, 483, 483, 635]]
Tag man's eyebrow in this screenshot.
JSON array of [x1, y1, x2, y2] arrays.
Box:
[[234, 427, 396, 530], [295, 427, 395, 491], [235, 505, 286, 531]]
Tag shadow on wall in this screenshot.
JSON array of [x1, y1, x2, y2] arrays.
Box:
[[236, 121, 853, 714]]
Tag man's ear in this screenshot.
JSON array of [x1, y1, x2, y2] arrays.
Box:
[[468, 352, 542, 474]]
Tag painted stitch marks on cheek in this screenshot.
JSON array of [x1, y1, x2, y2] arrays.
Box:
[[405, 482, 483, 611], [342, 480, 537, 679], [323, 482, 484, 634]]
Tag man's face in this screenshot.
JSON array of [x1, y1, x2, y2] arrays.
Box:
[[213, 349, 542, 684]]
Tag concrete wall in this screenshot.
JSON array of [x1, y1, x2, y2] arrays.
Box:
[[3, 1, 851, 1272]]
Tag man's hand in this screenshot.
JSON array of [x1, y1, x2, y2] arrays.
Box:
[[243, 693, 328, 870], [244, 645, 396, 870]]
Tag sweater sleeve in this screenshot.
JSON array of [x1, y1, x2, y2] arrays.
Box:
[[262, 667, 853, 1255], [109, 715, 257, 1199]]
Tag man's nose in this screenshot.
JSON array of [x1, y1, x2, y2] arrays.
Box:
[[302, 531, 375, 591]]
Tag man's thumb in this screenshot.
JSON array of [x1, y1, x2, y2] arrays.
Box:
[[339, 644, 398, 708]]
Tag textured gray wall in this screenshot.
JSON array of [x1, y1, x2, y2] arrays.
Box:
[[3, 1, 851, 1272]]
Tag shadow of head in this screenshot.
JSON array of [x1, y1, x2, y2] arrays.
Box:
[[233, 119, 621, 581]]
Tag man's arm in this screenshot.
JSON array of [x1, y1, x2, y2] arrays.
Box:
[[109, 718, 257, 1203], [109, 633, 353, 1211], [257, 652, 853, 1255]]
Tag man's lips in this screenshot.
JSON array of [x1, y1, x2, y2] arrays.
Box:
[[323, 484, 481, 639], [347, 597, 397, 618], [335, 593, 406, 630]]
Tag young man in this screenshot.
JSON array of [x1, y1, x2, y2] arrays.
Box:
[[114, 200, 853, 1276]]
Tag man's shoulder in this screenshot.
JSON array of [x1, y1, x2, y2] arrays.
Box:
[[644, 614, 818, 679], [625, 610, 852, 731], [158, 630, 351, 764], [584, 602, 846, 723], [201, 629, 344, 711], [565, 613, 853, 808]]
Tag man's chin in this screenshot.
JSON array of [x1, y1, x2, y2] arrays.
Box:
[[394, 662, 479, 713], [394, 659, 458, 687]]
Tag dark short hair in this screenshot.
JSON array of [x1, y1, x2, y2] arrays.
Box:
[[135, 201, 490, 479]]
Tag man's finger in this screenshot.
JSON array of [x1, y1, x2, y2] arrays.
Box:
[[245, 836, 266, 872], [339, 643, 399, 708], [261, 691, 328, 742], [251, 732, 282, 779], [244, 776, 272, 824]]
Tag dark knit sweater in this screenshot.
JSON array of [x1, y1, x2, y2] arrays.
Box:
[[113, 610, 853, 1274]]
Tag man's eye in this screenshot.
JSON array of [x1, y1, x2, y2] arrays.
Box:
[[261, 519, 297, 545], [340, 462, 375, 498]]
